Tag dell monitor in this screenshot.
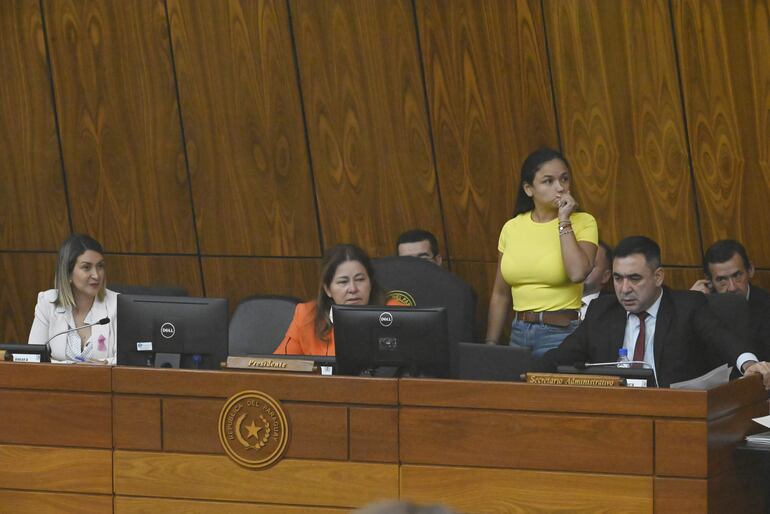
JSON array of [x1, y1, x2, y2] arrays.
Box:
[[332, 305, 449, 377], [117, 294, 228, 370]]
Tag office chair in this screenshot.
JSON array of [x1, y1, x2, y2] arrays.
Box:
[[228, 295, 301, 356]]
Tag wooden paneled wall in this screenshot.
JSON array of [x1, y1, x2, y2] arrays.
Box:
[[2, 0, 769, 341]]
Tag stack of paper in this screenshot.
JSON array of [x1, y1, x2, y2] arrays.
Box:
[[670, 364, 732, 390], [746, 414, 770, 447]]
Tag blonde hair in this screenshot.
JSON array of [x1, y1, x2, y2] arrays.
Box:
[[54, 234, 106, 309]]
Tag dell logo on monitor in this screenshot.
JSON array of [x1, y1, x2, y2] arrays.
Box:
[[160, 322, 176, 339], [379, 312, 393, 327]]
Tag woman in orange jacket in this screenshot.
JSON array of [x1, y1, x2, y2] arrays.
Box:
[[274, 244, 398, 356]]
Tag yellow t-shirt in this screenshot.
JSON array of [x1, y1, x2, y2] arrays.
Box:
[[498, 211, 598, 311]]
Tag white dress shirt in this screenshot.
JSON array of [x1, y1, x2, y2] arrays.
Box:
[[623, 290, 757, 375]]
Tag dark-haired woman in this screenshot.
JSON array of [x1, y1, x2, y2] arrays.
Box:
[[485, 148, 598, 358], [275, 244, 399, 356], [28, 234, 117, 363]]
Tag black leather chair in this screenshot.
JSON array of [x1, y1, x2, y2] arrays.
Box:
[[372, 256, 476, 377], [704, 293, 751, 375], [228, 295, 301, 356], [110, 284, 188, 296]]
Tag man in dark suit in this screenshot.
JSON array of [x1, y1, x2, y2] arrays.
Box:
[[535, 236, 770, 388], [691, 239, 770, 361]]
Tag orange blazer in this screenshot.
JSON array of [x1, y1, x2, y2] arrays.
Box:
[[274, 299, 402, 356]]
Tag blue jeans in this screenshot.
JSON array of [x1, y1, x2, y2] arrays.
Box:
[[510, 319, 580, 359]]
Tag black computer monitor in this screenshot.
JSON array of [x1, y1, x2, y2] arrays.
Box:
[[117, 295, 228, 370], [0, 343, 50, 363], [332, 305, 449, 377]]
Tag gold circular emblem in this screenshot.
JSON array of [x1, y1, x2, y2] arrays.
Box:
[[387, 290, 416, 306], [218, 390, 288, 469]]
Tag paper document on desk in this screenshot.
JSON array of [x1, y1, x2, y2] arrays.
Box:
[[669, 364, 732, 390], [752, 414, 770, 430]]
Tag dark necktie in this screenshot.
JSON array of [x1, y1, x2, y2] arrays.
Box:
[[632, 311, 649, 364]]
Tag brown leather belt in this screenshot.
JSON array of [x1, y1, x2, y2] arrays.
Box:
[[514, 309, 579, 328]]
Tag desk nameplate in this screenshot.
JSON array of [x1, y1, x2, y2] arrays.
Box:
[[226, 356, 315, 372]]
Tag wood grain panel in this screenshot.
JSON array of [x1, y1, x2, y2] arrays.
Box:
[[162, 397, 221, 453], [290, 0, 443, 256], [0, 390, 111, 448], [752, 270, 770, 292], [115, 496, 345, 514], [654, 477, 707, 514], [400, 464, 652, 514], [168, 0, 320, 256], [349, 406, 398, 463], [415, 0, 558, 260], [113, 395, 161, 451], [706, 401, 769, 476], [655, 420, 708, 478], [0, 1, 69, 251], [399, 378, 710, 418], [43, 0, 196, 254], [162, 398, 349, 460], [0, 444, 112, 494], [283, 403, 348, 460], [663, 267, 703, 292], [0, 253, 57, 343], [115, 452, 398, 507], [546, 0, 699, 265], [107, 254, 203, 296], [0, 361, 111, 392], [113, 367, 398, 404], [674, 0, 770, 267], [0, 490, 112, 514], [400, 407, 653, 474], [202, 257, 320, 316]]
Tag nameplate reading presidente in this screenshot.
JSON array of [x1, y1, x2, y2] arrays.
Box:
[[226, 356, 315, 372], [525, 372, 622, 387], [218, 390, 289, 469]]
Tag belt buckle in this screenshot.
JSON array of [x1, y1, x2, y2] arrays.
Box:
[[538, 311, 544, 324]]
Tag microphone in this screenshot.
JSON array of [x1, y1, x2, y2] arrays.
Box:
[[44, 317, 111, 355], [574, 360, 659, 388]]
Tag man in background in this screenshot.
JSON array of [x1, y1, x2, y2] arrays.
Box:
[[396, 229, 442, 266], [691, 239, 770, 360]]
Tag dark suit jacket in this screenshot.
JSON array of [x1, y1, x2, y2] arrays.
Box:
[[749, 285, 770, 360], [533, 287, 751, 387]]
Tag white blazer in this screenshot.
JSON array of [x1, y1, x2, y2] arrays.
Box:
[[28, 288, 118, 363]]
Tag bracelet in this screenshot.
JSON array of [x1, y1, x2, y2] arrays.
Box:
[[559, 228, 574, 237], [558, 219, 572, 226], [558, 223, 572, 234]]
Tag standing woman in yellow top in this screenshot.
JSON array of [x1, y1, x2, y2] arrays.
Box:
[[485, 148, 598, 358]]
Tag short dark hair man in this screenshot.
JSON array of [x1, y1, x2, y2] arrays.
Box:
[[580, 240, 612, 319], [535, 236, 770, 388], [691, 239, 770, 360], [396, 229, 442, 266]]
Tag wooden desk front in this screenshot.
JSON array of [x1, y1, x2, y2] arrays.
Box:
[[0, 363, 766, 513]]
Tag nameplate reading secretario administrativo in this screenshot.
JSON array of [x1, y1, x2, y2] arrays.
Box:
[[525, 372, 622, 387], [226, 356, 315, 372]]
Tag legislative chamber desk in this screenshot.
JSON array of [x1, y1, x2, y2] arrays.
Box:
[[0, 362, 767, 513]]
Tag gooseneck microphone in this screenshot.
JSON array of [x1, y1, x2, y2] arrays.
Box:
[[574, 360, 659, 388], [43, 317, 111, 356], [45, 317, 110, 344]]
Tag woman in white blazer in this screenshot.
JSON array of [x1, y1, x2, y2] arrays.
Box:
[[28, 234, 117, 363]]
